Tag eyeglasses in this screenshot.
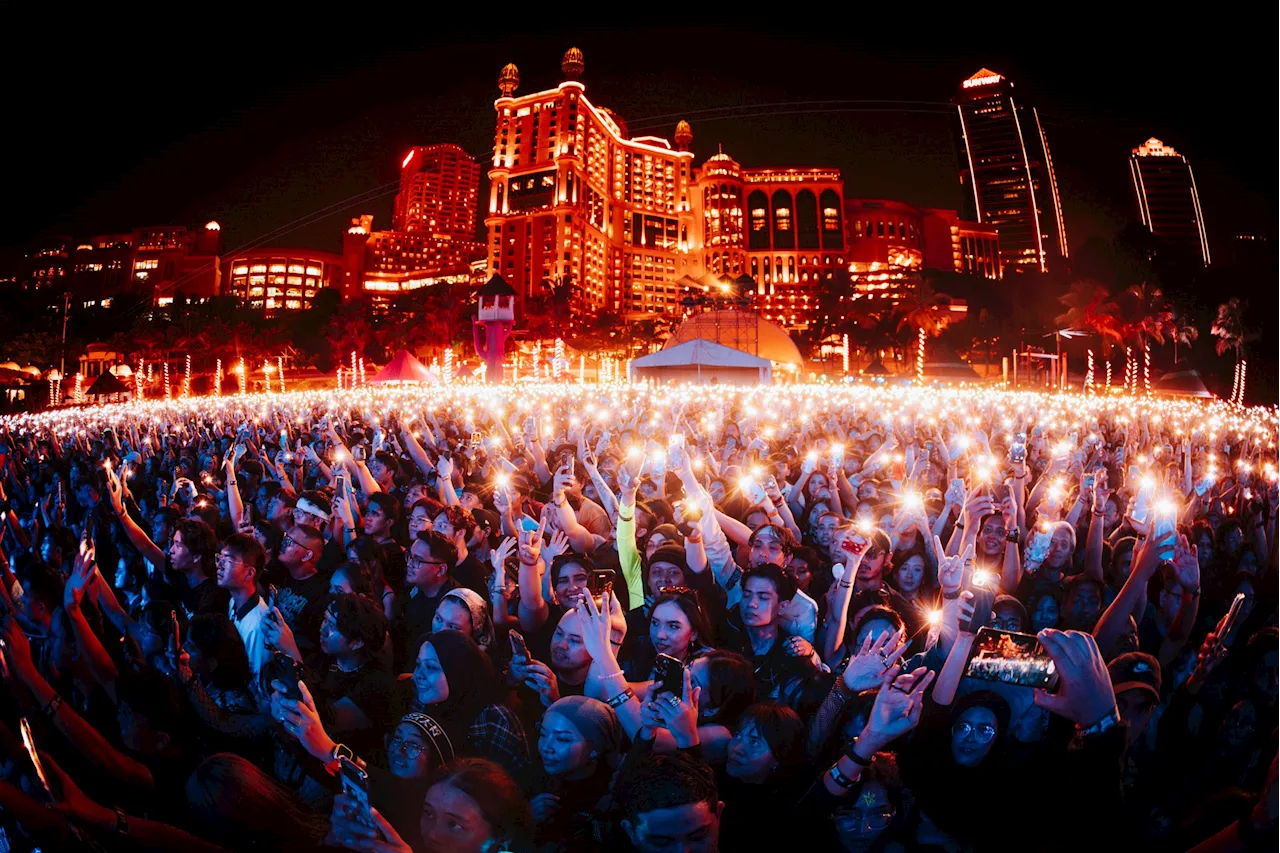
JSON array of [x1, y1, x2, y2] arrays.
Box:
[[387, 737, 428, 759], [952, 720, 997, 743], [214, 555, 243, 568], [408, 556, 448, 569], [834, 806, 896, 832]]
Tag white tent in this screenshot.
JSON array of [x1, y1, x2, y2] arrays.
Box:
[[630, 338, 772, 385]]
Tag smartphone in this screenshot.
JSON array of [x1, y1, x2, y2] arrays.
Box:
[[519, 516, 540, 533], [267, 583, 279, 611], [1151, 503, 1177, 562], [469, 432, 482, 451], [991, 483, 1011, 506], [267, 652, 304, 701], [334, 471, 348, 496], [1219, 593, 1247, 638], [960, 570, 997, 634], [1082, 472, 1096, 491], [509, 630, 530, 663], [653, 653, 685, 700], [19, 718, 56, 803], [338, 756, 375, 830], [1026, 528, 1051, 566], [962, 628, 1057, 689], [588, 569, 617, 595], [681, 502, 704, 524], [840, 531, 868, 557]]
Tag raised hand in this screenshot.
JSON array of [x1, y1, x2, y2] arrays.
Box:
[[522, 659, 561, 707], [842, 627, 908, 693], [517, 515, 546, 566], [859, 667, 936, 751], [1032, 629, 1117, 727], [489, 537, 517, 593], [542, 528, 570, 564], [579, 584, 620, 665], [1171, 533, 1200, 590], [935, 536, 972, 596], [649, 666, 701, 748]]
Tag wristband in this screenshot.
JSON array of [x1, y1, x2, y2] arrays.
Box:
[[828, 763, 858, 789], [844, 739, 874, 767], [1074, 708, 1120, 738], [617, 512, 634, 523], [1006, 529, 1021, 545], [943, 590, 961, 600], [114, 806, 129, 836], [607, 688, 635, 709]]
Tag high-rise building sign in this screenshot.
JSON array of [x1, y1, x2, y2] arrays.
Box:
[[954, 69, 1067, 275], [1129, 138, 1211, 266]]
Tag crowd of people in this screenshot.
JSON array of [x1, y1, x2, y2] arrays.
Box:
[[0, 382, 1273, 852]]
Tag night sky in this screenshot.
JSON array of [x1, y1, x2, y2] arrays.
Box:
[[4, 18, 1275, 273]]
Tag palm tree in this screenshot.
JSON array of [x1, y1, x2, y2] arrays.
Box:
[[1120, 282, 1175, 352], [1054, 280, 1123, 356], [1210, 298, 1258, 401], [1169, 307, 1199, 365], [895, 283, 956, 377]]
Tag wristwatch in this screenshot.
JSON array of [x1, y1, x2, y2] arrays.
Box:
[[1006, 529, 1021, 545]]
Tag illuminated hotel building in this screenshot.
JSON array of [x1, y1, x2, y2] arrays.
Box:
[[69, 234, 133, 309], [484, 49, 699, 318], [844, 199, 999, 304], [484, 48, 848, 327], [1129, 138, 1211, 266], [225, 248, 344, 314], [342, 145, 484, 310], [394, 144, 480, 237], [954, 69, 1067, 274], [131, 223, 222, 306]]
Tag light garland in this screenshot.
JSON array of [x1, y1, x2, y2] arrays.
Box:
[[215, 359, 222, 397], [182, 354, 192, 398], [278, 356, 286, 394], [916, 328, 926, 385], [553, 338, 565, 380], [163, 361, 171, 399], [842, 333, 850, 375], [237, 358, 247, 395], [1085, 350, 1094, 393], [443, 349, 455, 384], [1143, 343, 1151, 395], [73, 373, 84, 404]]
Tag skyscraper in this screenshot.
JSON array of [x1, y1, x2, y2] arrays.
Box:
[[394, 144, 480, 238], [1129, 138, 1211, 266], [954, 69, 1067, 275]]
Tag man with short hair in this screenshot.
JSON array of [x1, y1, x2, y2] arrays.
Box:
[[312, 594, 395, 742], [615, 750, 723, 853], [433, 504, 486, 597], [396, 530, 458, 664], [109, 474, 227, 619], [273, 523, 330, 655], [215, 533, 271, 675], [722, 563, 817, 700]]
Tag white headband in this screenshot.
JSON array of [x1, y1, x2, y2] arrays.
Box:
[[295, 497, 331, 522]]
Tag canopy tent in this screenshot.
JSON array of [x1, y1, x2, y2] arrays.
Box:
[[664, 310, 803, 366], [920, 348, 983, 383], [368, 350, 435, 384], [631, 338, 772, 385], [860, 359, 891, 376], [1154, 367, 1215, 399], [86, 370, 131, 400]]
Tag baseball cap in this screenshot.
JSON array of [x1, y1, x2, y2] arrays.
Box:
[[1108, 652, 1161, 701]]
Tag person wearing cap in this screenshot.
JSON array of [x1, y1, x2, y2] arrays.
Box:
[[991, 595, 1028, 634], [842, 525, 922, 641], [1109, 651, 1161, 750], [530, 696, 621, 847], [369, 712, 456, 849]]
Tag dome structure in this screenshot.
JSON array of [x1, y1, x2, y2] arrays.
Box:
[[674, 120, 693, 151], [561, 47, 584, 80], [664, 310, 803, 366], [498, 63, 520, 96]]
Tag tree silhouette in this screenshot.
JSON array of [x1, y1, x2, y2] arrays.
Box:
[[1054, 280, 1124, 356]]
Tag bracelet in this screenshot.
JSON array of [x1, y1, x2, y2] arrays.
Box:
[[607, 688, 635, 709], [1075, 708, 1120, 738], [43, 693, 63, 718], [828, 763, 858, 790], [599, 670, 626, 681], [617, 513, 634, 523], [114, 806, 129, 836], [844, 739, 874, 767], [943, 590, 961, 600]]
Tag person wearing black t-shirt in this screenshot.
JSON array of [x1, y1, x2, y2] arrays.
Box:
[[307, 594, 396, 753], [395, 531, 458, 668], [271, 524, 330, 658], [107, 477, 227, 621], [433, 504, 487, 598]]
